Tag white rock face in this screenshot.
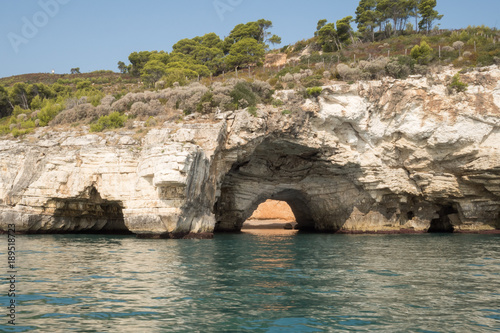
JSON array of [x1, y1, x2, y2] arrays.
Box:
[[1, 66, 500, 237]]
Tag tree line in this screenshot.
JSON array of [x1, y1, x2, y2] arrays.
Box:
[[118, 19, 282, 87], [118, 1, 443, 86], [356, 0, 442, 39], [0, 82, 62, 119], [316, 0, 442, 52]]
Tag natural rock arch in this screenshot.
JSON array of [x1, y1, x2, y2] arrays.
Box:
[[213, 137, 374, 232], [216, 188, 315, 232]]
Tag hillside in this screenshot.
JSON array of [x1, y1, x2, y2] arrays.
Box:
[[0, 24, 499, 139]]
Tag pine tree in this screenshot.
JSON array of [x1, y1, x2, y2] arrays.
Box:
[[418, 0, 443, 33], [355, 0, 378, 41], [317, 23, 340, 51]]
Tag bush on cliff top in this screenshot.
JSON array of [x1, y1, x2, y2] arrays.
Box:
[[90, 112, 127, 132], [448, 74, 468, 93], [306, 87, 323, 97]]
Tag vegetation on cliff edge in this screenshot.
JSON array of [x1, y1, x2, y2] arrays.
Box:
[[0, 0, 499, 137]]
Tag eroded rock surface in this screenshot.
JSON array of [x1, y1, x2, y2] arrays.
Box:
[[1, 66, 500, 236]]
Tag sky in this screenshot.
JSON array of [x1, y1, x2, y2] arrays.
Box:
[[0, 0, 499, 78]]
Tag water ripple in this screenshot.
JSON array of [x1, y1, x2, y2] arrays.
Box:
[[0, 233, 498, 332]]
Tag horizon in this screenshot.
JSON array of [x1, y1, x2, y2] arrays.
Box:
[[1, 0, 499, 79]]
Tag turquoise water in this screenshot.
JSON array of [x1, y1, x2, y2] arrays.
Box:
[[1, 230, 499, 332]]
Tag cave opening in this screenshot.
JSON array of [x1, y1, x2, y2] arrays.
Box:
[[215, 188, 317, 233], [428, 205, 457, 233], [49, 187, 133, 235], [242, 199, 297, 230], [214, 138, 325, 233]]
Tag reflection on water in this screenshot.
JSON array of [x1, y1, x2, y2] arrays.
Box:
[[0, 232, 499, 332]]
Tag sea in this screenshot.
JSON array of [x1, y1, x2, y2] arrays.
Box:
[[1, 229, 499, 332]]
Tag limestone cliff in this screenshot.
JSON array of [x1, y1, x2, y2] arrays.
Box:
[[1, 66, 500, 237]]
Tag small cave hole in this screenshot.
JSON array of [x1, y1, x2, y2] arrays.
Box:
[[428, 205, 457, 233], [407, 211, 415, 220]]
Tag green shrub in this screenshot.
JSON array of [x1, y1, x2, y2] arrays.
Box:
[[268, 77, 278, 86], [11, 128, 31, 138], [0, 125, 10, 135], [196, 92, 216, 113], [293, 40, 308, 53], [12, 105, 27, 117], [448, 74, 468, 93], [11, 128, 20, 137], [410, 41, 433, 64], [113, 92, 126, 100], [276, 66, 303, 78], [274, 83, 284, 90], [247, 106, 258, 117], [76, 80, 92, 90], [230, 82, 257, 109], [30, 95, 44, 110], [272, 99, 284, 107], [306, 87, 323, 97], [57, 78, 70, 85], [145, 116, 157, 127], [476, 43, 500, 66], [280, 45, 290, 53], [90, 70, 114, 74], [38, 101, 65, 126], [162, 68, 197, 87], [88, 92, 105, 107], [386, 57, 414, 79], [281, 109, 291, 115], [21, 119, 36, 129], [90, 111, 127, 132], [75, 89, 105, 107], [303, 52, 333, 64], [301, 75, 323, 88], [398, 55, 416, 67], [51, 83, 71, 95]]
